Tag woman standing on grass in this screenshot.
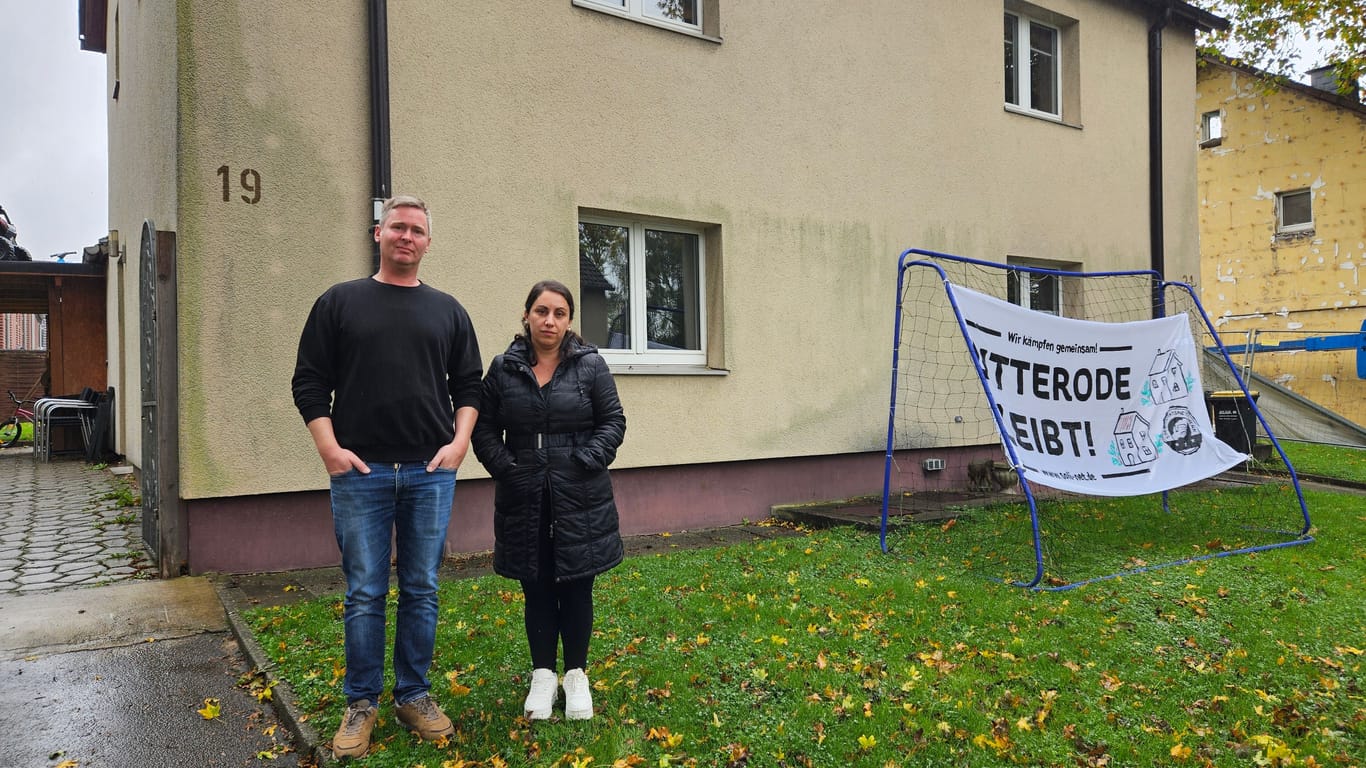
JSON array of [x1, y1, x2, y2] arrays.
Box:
[[472, 279, 626, 721]]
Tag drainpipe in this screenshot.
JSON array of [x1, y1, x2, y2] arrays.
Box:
[[1147, 3, 1171, 314], [369, 0, 393, 274]]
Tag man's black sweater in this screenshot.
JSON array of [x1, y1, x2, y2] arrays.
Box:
[[292, 277, 483, 463]]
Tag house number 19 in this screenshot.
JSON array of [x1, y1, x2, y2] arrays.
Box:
[[217, 165, 261, 204]]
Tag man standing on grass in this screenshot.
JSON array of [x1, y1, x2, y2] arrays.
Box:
[[292, 194, 482, 759]]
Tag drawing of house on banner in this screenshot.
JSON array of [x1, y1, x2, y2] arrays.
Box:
[[1113, 411, 1157, 466], [1147, 350, 1188, 404]]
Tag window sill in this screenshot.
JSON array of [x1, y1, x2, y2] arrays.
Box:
[[572, 0, 722, 43], [1004, 104, 1082, 130], [605, 362, 729, 376], [1199, 137, 1223, 149], [1275, 228, 1315, 241]]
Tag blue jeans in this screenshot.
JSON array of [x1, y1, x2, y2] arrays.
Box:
[[330, 462, 456, 705]]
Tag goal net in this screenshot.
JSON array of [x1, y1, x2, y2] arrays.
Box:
[[881, 249, 1312, 589]]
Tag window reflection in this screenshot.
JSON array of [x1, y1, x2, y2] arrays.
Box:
[[579, 223, 631, 349], [645, 229, 701, 350], [644, 0, 698, 25]]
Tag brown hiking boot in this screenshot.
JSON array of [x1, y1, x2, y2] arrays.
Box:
[[395, 694, 455, 741], [332, 699, 378, 759]]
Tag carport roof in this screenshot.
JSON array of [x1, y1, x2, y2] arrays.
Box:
[[0, 261, 105, 315]]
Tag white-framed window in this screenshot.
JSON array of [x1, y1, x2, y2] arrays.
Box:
[[1275, 189, 1313, 235], [1004, 10, 1060, 119], [1200, 110, 1223, 146], [577, 0, 701, 33], [579, 215, 706, 366], [1006, 262, 1062, 315]]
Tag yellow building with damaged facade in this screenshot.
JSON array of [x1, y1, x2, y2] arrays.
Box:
[[1196, 55, 1366, 429]]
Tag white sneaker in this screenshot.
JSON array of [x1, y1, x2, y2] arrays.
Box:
[[562, 667, 593, 720], [524, 668, 558, 720]]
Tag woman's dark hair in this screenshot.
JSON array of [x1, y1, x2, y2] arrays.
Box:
[[519, 279, 585, 364]]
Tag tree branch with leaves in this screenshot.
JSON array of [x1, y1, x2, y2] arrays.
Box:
[[1190, 0, 1365, 95]]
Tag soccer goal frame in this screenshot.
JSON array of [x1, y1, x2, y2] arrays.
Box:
[[880, 248, 1313, 590]]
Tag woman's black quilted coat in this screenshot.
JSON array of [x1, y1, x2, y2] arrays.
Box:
[[472, 337, 626, 582]]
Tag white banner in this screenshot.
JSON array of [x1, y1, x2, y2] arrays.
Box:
[[953, 285, 1249, 496]]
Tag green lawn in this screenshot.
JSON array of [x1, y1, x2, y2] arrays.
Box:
[[1253, 440, 1366, 485], [246, 473, 1363, 767]]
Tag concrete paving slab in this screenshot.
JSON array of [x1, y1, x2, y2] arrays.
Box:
[[0, 577, 227, 661], [0, 633, 300, 767]]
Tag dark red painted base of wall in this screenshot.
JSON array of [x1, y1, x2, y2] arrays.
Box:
[[185, 447, 996, 574]]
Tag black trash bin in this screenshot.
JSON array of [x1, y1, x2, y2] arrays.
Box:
[[1206, 390, 1259, 454]]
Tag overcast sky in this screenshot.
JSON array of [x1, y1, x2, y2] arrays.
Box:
[[0, 1, 107, 263], [0, 4, 1343, 266]]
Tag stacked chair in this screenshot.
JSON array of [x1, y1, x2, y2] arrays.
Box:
[[33, 388, 102, 462]]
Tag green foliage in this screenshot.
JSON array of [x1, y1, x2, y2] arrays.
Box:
[[101, 483, 140, 508], [1192, 0, 1366, 93], [247, 485, 1364, 767], [103, 550, 143, 562]]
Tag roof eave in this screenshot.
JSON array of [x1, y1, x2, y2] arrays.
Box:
[[1131, 0, 1229, 33], [79, 0, 109, 54], [1199, 54, 1366, 117]]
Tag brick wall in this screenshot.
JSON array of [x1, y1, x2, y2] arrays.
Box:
[[0, 351, 46, 419]]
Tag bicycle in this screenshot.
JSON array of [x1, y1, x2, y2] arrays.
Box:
[[1, 390, 36, 448]]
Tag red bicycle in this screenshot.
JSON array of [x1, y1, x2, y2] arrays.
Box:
[[1, 390, 35, 448]]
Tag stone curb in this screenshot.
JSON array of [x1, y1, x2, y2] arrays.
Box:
[[213, 575, 332, 766]]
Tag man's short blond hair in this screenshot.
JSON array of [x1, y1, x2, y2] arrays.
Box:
[[379, 194, 431, 234]]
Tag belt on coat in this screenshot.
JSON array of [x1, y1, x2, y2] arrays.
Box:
[[505, 429, 594, 451]]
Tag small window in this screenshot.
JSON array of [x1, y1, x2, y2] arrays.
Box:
[[1007, 261, 1062, 315], [1276, 189, 1313, 235], [1004, 11, 1060, 118], [577, 0, 701, 32], [1200, 110, 1222, 147], [579, 215, 707, 366]]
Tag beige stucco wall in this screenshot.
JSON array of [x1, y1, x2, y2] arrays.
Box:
[[108, 0, 1207, 499], [1197, 60, 1366, 426], [104, 0, 179, 470], [388, 1, 1201, 471], [170, 0, 372, 498], [106, 0, 371, 497]]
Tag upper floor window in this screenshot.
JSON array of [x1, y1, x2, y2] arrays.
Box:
[[578, 0, 701, 33], [1200, 110, 1223, 147], [579, 215, 707, 366], [1007, 268, 1060, 315], [1276, 189, 1313, 236], [1004, 10, 1060, 119], [1006, 257, 1078, 316]]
